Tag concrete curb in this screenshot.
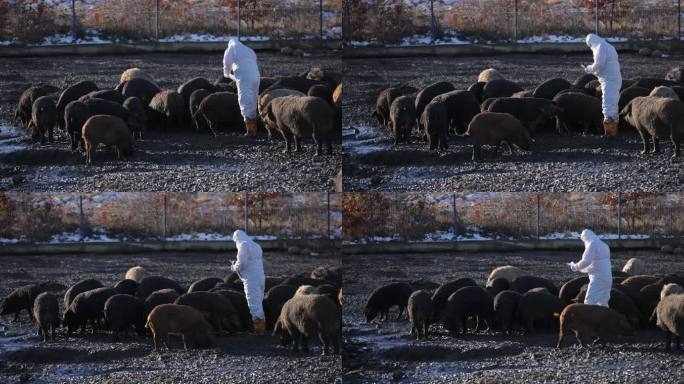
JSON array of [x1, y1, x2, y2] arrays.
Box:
[[0, 239, 340, 256], [342, 40, 684, 59], [341, 239, 672, 254], [0, 40, 343, 58]]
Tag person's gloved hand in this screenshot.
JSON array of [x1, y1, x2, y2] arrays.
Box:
[[567, 262, 577, 272], [230, 260, 238, 272], [582, 64, 593, 74]]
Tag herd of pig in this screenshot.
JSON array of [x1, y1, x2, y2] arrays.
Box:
[[374, 67, 684, 160], [13, 67, 343, 162], [0, 265, 342, 355], [363, 257, 684, 351]]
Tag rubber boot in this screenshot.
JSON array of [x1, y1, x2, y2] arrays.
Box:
[[245, 119, 258, 137], [603, 121, 618, 137], [253, 319, 266, 335]]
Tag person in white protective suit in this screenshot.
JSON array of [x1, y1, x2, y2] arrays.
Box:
[[567, 229, 612, 307], [583, 33, 622, 136], [223, 38, 261, 137], [230, 229, 266, 334]]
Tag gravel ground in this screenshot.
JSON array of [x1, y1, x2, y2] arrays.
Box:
[[342, 250, 684, 383], [0, 52, 342, 192], [342, 53, 684, 192], [0, 251, 342, 384]]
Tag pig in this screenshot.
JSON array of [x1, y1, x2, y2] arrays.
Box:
[[33, 292, 59, 342], [620, 96, 684, 156], [193, 92, 243, 136], [15, 84, 59, 128], [389, 95, 417, 144], [81, 115, 133, 164], [189, 89, 214, 131], [144, 288, 180, 316], [262, 95, 338, 155], [478, 68, 504, 83], [114, 279, 138, 296], [558, 276, 589, 304], [622, 258, 645, 275], [310, 266, 342, 287], [103, 294, 146, 341], [177, 77, 216, 107], [211, 289, 252, 331], [556, 88, 592, 97], [553, 92, 603, 134], [364, 282, 414, 322], [584, 79, 602, 97], [79, 89, 126, 105], [486, 278, 510, 297], [572, 73, 598, 89], [649, 86, 680, 100], [64, 279, 104, 309], [573, 285, 642, 328], [119, 68, 158, 88], [430, 278, 478, 322], [258, 89, 306, 139], [482, 79, 523, 99], [533, 78, 572, 100], [621, 275, 660, 291], [420, 100, 449, 151], [629, 78, 681, 92], [493, 290, 522, 334], [174, 291, 241, 334], [136, 276, 185, 300], [63, 287, 118, 335], [189, 277, 225, 293], [295, 285, 316, 296], [480, 97, 500, 112], [556, 303, 633, 348], [618, 86, 650, 111], [122, 96, 147, 139], [264, 284, 298, 330], [665, 66, 684, 82], [430, 90, 480, 135], [125, 266, 148, 283], [307, 84, 334, 106], [487, 97, 561, 134], [415, 81, 455, 119], [466, 112, 532, 161], [280, 276, 336, 289], [148, 90, 185, 131], [661, 283, 684, 300], [372, 85, 417, 127], [516, 289, 566, 334], [82, 97, 138, 133], [265, 276, 288, 291], [487, 266, 528, 287], [2, 283, 55, 321], [511, 276, 559, 296], [264, 76, 326, 94], [468, 82, 486, 103], [273, 294, 341, 355], [443, 286, 494, 336], [29, 96, 57, 144], [120, 78, 161, 106], [64, 100, 91, 150], [313, 284, 341, 307], [304, 67, 342, 89], [650, 293, 684, 352], [146, 304, 213, 350], [638, 283, 665, 322], [56, 80, 98, 130], [407, 290, 433, 339]]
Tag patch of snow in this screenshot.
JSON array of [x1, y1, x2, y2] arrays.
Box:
[[0, 124, 28, 155]]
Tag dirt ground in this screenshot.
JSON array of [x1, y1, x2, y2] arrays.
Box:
[[0, 251, 342, 384], [0, 51, 342, 192], [342, 250, 684, 383], [342, 53, 684, 192]]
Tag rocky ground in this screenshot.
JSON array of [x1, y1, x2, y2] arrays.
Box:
[[342, 53, 684, 192], [0, 251, 342, 383], [0, 51, 342, 192], [342, 250, 684, 383]]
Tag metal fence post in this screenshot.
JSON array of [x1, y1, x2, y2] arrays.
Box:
[[368, 195, 374, 241], [536, 193, 541, 239], [595, 0, 600, 35], [78, 195, 86, 241], [327, 192, 331, 240], [236, 0, 241, 38], [71, 0, 77, 44], [319, 0, 324, 40], [244, 191, 248, 233], [617, 192, 621, 240], [344, 0, 352, 43], [452, 194, 458, 238], [679, 0, 682, 40], [430, 0, 437, 43], [155, 0, 160, 42], [162, 193, 167, 239], [513, 0, 518, 41]]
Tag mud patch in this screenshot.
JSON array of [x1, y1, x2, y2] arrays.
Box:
[[6, 347, 89, 363], [381, 345, 461, 361]]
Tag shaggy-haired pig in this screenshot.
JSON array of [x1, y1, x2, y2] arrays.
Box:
[[389, 95, 417, 144], [64, 279, 104, 309], [264, 284, 298, 330], [33, 292, 59, 342], [650, 293, 684, 352], [146, 303, 213, 350], [136, 276, 185, 300], [104, 294, 146, 341], [420, 100, 449, 151], [364, 282, 414, 322], [466, 112, 532, 161], [443, 286, 494, 336], [430, 90, 480, 135], [516, 289, 565, 334], [620, 96, 684, 157], [194, 92, 244, 136], [174, 291, 242, 334], [557, 303, 633, 348], [273, 294, 341, 355], [408, 290, 433, 339], [81, 115, 134, 164], [28, 96, 57, 144], [63, 287, 119, 335], [430, 278, 477, 322], [493, 290, 522, 334]]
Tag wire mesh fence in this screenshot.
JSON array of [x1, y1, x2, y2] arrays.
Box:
[[343, 0, 683, 46], [0, 192, 341, 243], [0, 0, 342, 45], [342, 192, 684, 242]]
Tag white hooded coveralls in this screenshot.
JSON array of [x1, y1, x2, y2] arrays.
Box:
[[569, 229, 612, 307], [231, 230, 265, 320], [585, 34, 622, 122], [223, 38, 261, 122]]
